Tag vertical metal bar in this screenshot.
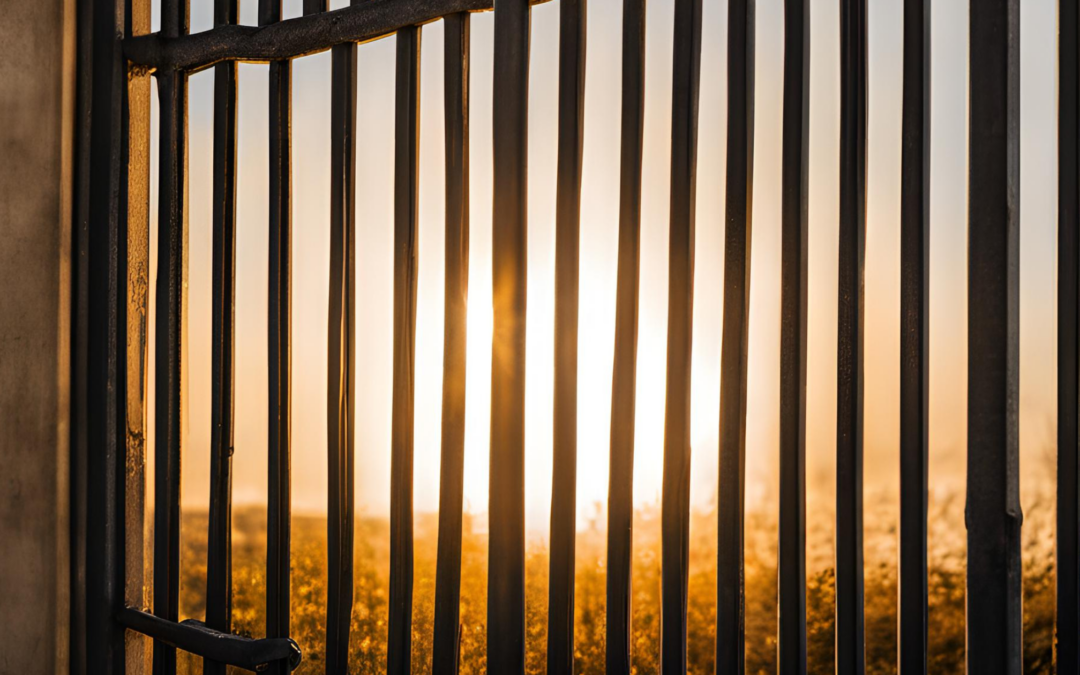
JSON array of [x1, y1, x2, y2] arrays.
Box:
[[84, 0, 134, 673], [261, 2, 292, 673], [72, 0, 95, 666], [661, 0, 702, 671], [835, 0, 866, 671], [716, 0, 754, 671], [326, 5, 358, 675], [777, 0, 809, 672], [388, 23, 421, 675], [489, 0, 530, 672], [205, 3, 239, 675], [606, 0, 645, 670], [153, 0, 189, 673], [1059, 0, 1080, 670], [125, 0, 154, 669], [898, 0, 929, 673], [966, 0, 1021, 672], [433, 12, 471, 675], [548, 0, 586, 673]]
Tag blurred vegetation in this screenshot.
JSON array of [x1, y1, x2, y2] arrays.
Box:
[[174, 490, 1055, 675]]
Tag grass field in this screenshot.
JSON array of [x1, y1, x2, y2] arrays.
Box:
[[172, 489, 1055, 675]]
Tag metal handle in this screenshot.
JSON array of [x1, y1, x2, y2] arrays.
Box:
[[118, 607, 302, 672]]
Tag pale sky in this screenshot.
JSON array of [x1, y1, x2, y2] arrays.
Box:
[[152, 0, 1061, 536]]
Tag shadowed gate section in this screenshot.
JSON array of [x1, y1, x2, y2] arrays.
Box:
[[73, 0, 1075, 673]]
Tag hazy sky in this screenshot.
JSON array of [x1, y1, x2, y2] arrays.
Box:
[[152, 0, 1060, 535]]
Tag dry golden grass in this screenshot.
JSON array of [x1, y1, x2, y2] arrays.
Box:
[[174, 491, 1055, 675]]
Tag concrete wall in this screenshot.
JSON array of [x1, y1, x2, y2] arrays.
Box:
[[0, 0, 76, 672]]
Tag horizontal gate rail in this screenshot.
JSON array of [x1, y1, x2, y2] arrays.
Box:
[[118, 608, 302, 672], [122, 0, 551, 73]]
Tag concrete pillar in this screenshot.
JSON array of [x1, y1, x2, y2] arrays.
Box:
[[0, 0, 76, 672]]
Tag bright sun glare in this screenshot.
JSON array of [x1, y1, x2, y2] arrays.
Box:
[[162, 0, 1058, 540]]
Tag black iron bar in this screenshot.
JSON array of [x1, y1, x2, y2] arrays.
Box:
[[606, 1, 645, 671], [548, 0, 586, 673], [325, 5, 359, 675], [777, 0, 808, 672], [835, 0, 866, 671], [433, 12, 471, 675], [388, 22, 422, 675], [1060, 0, 1080, 670], [262, 2, 293, 674], [205, 3, 239, 675], [966, 0, 1021, 672], [661, 0, 701, 671], [716, 0, 754, 671], [119, 608, 302, 672], [72, 0, 97, 664], [153, 1, 189, 674], [152, 68, 185, 675], [310, 2, 348, 675], [85, 0, 146, 670], [73, 0, 97, 664], [124, 0, 552, 73], [898, 0, 929, 673], [489, 0, 530, 672]]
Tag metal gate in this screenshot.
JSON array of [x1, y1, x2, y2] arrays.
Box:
[[70, 0, 1077, 673]]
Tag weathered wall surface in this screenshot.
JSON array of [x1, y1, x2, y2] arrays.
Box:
[[0, 0, 75, 672]]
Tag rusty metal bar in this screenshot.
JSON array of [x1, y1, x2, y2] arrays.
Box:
[[966, 0, 1021, 672], [1060, 0, 1080, 669], [432, 13, 471, 675], [548, 0, 586, 672], [661, 0, 702, 671], [325, 5, 359, 675], [716, 0, 754, 670], [835, 0, 866, 671], [124, 3, 155, 674], [777, 0, 808, 672], [123, 0, 551, 73], [119, 608, 302, 672], [898, 0, 929, 673], [262, 2, 293, 674], [388, 22, 422, 675], [204, 3, 239, 675], [606, 0, 645, 671], [84, 0, 150, 671], [488, 0, 530, 672], [152, 1, 189, 674]]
